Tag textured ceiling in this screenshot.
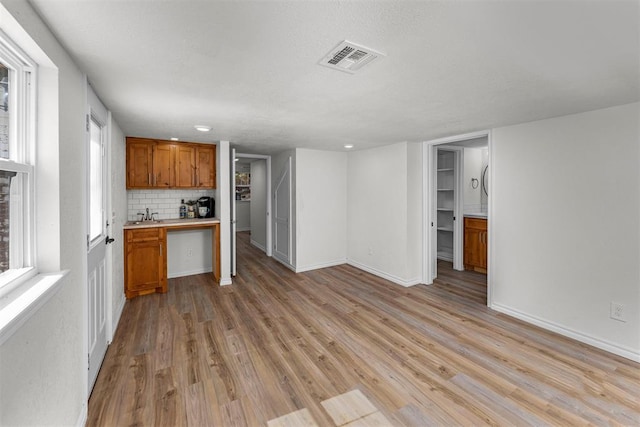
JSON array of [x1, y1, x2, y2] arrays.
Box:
[[28, 0, 640, 154]]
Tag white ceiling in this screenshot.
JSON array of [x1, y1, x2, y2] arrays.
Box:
[[29, 0, 639, 154]]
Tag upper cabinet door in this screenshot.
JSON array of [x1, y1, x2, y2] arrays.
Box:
[[126, 139, 153, 188], [175, 144, 196, 188], [153, 143, 175, 187], [196, 145, 216, 188]]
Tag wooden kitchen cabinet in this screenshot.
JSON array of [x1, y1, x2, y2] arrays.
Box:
[[124, 227, 167, 299], [126, 138, 153, 188], [464, 217, 487, 273], [153, 143, 175, 187], [195, 145, 216, 188], [126, 137, 217, 189], [175, 144, 195, 187]]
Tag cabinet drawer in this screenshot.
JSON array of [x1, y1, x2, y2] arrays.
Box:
[[464, 217, 487, 230], [126, 227, 162, 243]]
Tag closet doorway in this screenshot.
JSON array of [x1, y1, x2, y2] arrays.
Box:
[[232, 153, 272, 276], [424, 131, 490, 294]]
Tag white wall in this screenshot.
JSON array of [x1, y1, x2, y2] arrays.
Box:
[[0, 0, 92, 424], [491, 102, 640, 361], [347, 142, 422, 286], [250, 159, 267, 251], [167, 229, 212, 278], [463, 147, 483, 212], [236, 201, 251, 231], [406, 143, 423, 282], [218, 140, 231, 285], [295, 149, 347, 271]]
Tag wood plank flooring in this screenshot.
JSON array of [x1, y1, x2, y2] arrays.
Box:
[[88, 232, 640, 426]]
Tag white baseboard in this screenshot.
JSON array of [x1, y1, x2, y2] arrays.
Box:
[[250, 239, 266, 253], [347, 259, 421, 288], [220, 277, 233, 286], [492, 303, 640, 363], [75, 403, 87, 427], [167, 267, 213, 279], [295, 259, 347, 273]]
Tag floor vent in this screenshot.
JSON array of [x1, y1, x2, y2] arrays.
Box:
[[319, 40, 386, 74]]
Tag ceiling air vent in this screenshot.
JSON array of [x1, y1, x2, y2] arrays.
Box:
[[319, 40, 386, 74]]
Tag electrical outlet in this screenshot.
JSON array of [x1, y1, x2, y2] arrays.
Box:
[[187, 248, 193, 257], [610, 302, 626, 322]]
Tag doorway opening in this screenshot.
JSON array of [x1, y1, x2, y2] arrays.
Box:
[[231, 152, 272, 276], [423, 131, 491, 305]]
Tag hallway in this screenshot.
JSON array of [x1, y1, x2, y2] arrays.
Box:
[[87, 232, 640, 426]]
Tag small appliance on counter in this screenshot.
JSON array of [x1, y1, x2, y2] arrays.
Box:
[[197, 196, 214, 218]]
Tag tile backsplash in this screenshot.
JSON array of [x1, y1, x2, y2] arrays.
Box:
[[127, 189, 217, 221]]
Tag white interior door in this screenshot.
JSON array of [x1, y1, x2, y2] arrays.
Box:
[[87, 85, 110, 392], [230, 148, 237, 276], [273, 157, 291, 265]]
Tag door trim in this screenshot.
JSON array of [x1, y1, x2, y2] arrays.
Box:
[[422, 130, 492, 307], [231, 148, 236, 276]]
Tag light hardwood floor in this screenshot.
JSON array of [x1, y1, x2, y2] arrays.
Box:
[[88, 232, 640, 426]]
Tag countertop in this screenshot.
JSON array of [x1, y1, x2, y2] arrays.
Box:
[[464, 213, 488, 219], [123, 217, 221, 230]]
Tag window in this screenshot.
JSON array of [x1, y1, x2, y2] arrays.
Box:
[[88, 116, 104, 243], [0, 30, 36, 292]]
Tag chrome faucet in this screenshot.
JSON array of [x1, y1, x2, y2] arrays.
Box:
[[137, 207, 159, 222]]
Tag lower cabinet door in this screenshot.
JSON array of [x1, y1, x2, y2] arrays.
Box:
[[125, 228, 167, 298], [464, 218, 487, 273]]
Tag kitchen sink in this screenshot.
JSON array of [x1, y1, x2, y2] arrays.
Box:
[[130, 220, 163, 225]]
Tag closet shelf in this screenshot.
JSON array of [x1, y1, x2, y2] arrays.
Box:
[[437, 148, 456, 262], [437, 227, 454, 232]]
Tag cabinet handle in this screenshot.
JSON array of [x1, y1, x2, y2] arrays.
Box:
[[160, 242, 163, 257]]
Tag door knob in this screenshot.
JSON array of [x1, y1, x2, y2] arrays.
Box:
[[105, 236, 115, 245]]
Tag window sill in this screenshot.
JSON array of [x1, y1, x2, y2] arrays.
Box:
[[0, 270, 69, 346]]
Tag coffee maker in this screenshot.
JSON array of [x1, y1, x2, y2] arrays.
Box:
[[197, 196, 214, 218]]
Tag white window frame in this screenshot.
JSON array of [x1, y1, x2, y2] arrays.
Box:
[[0, 29, 37, 297]]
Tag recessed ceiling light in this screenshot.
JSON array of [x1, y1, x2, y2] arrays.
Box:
[[194, 125, 211, 132], [344, 144, 354, 149], [170, 137, 179, 141]]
